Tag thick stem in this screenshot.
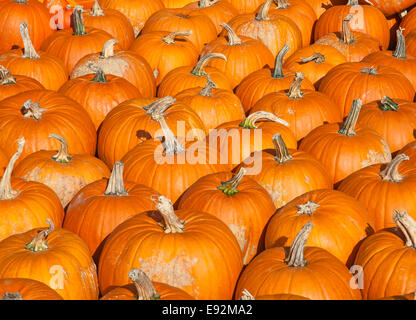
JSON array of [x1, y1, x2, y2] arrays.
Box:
[[338, 99, 361, 136], [191, 53, 227, 76], [24, 219, 54, 252], [49, 134, 72, 163], [239, 111, 289, 129], [347, 0, 359, 5], [220, 23, 243, 46], [272, 45, 290, 78], [21, 100, 47, 121], [287, 72, 304, 99], [19, 22, 40, 59], [0, 66, 16, 85], [199, 74, 216, 97], [162, 30, 193, 45], [301, 53, 325, 64], [128, 269, 160, 300], [198, 0, 218, 8], [393, 210, 416, 248], [240, 289, 255, 300], [1, 292, 23, 300], [379, 96, 399, 111], [217, 167, 247, 196], [284, 221, 314, 267], [72, 5, 87, 36], [361, 67, 378, 75], [342, 14, 355, 44], [274, 0, 290, 9], [272, 133, 292, 163], [156, 196, 185, 233], [13, 0, 28, 3], [256, 0, 273, 21], [0, 138, 25, 200], [143, 96, 176, 120], [88, 63, 108, 83], [393, 28, 406, 59], [297, 201, 320, 216], [90, 0, 104, 16], [100, 39, 118, 58], [379, 154, 409, 182], [104, 162, 128, 196]]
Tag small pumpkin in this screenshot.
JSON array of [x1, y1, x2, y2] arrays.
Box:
[[0, 65, 44, 101], [0, 278, 63, 300]]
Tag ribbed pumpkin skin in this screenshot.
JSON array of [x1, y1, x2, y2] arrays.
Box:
[[379, 292, 416, 300], [224, 0, 264, 14], [400, 141, 416, 163], [400, 7, 416, 37], [100, 282, 194, 300], [365, 0, 416, 17], [0, 178, 64, 241], [177, 171, 276, 264], [354, 228, 416, 300], [58, 73, 142, 130], [0, 227, 99, 300], [255, 293, 310, 300], [234, 246, 362, 300], [304, 0, 341, 18], [265, 189, 371, 265], [318, 63, 415, 117], [406, 29, 416, 57], [0, 75, 44, 101], [160, 0, 194, 8], [0, 148, 7, 176], [0, 278, 63, 300], [0, 90, 96, 163], [97, 98, 207, 168], [98, 208, 243, 299], [64, 179, 160, 261]]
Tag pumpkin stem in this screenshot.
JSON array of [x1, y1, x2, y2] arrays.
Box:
[[19, 22, 40, 59], [272, 133, 293, 163], [49, 134, 72, 163], [379, 96, 399, 111], [0, 138, 24, 201], [0, 66, 16, 85], [104, 162, 128, 196], [272, 44, 290, 78], [220, 23, 243, 46], [301, 53, 325, 64], [128, 269, 161, 300], [360, 67, 378, 75], [199, 74, 217, 97], [379, 154, 409, 182], [297, 201, 320, 216], [393, 210, 416, 248], [191, 53, 227, 76], [162, 30, 193, 45], [256, 0, 273, 21], [347, 0, 359, 5], [393, 28, 406, 59], [240, 289, 255, 300], [100, 39, 118, 58], [240, 111, 289, 129], [342, 14, 355, 44], [90, 0, 104, 16], [199, 0, 218, 7], [87, 63, 108, 83], [287, 72, 304, 99], [217, 167, 247, 196], [338, 99, 361, 136], [0, 292, 23, 300], [25, 219, 54, 252], [21, 100, 47, 121], [273, 0, 290, 9], [72, 5, 87, 36], [13, 0, 28, 3], [284, 221, 314, 267], [156, 196, 185, 233], [143, 96, 176, 120]]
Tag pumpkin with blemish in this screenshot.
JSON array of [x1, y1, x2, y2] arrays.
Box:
[[0, 66, 44, 101], [0, 278, 63, 300]]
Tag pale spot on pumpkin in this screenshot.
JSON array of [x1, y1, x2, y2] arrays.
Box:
[[287, 108, 295, 115], [71, 56, 130, 80], [361, 142, 391, 168], [260, 181, 284, 208], [304, 175, 310, 184], [228, 224, 248, 254]]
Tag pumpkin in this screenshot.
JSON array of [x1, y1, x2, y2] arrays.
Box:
[[141, 7, 218, 53], [64, 162, 160, 262], [226, 0, 264, 14], [100, 268, 194, 300], [83, 0, 134, 50], [214, 112, 297, 168], [379, 292, 416, 300], [0, 148, 7, 176], [0, 90, 96, 162], [315, 14, 381, 62], [0, 65, 44, 101], [157, 53, 232, 98], [354, 210, 416, 299], [406, 28, 416, 57], [97, 96, 207, 168], [0, 278, 63, 300], [235, 45, 315, 113], [0, 0, 54, 52], [399, 140, 416, 163], [304, 0, 342, 18], [363, 0, 416, 17], [224, 0, 302, 58], [400, 7, 416, 37], [98, 0, 164, 37], [0, 138, 64, 241], [338, 154, 416, 231], [314, 0, 390, 49], [200, 23, 275, 89], [357, 97, 416, 153], [71, 39, 156, 97], [0, 22, 68, 91], [234, 222, 363, 300], [318, 62, 415, 117], [174, 76, 245, 130], [299, 99, 391, 185], [239, 289, 310, 300], [40, 5, 114, 74], [160, 0, 194, 8], [13, 134, 110, 208], [98, 196, 243, 299], [58, 64, 142, 130], [283, 44, 347, 87], [0, 219, 99, 300], [178, 168, 276, 264], [249, 72, 342, 141], [238, 133, 332, 208], [130, 30, 199, 87]]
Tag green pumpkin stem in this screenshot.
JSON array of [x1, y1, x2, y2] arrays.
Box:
[[19, 22, 40, 59], [162, 30, 193, 45], [360, 67, 378, 75], [24, 219, 55, 252], [393, 210, 416, 248], [200, 74, 217, 97], [191, 53, 227, 76], [240, 111, 289, 129], [272, 133, 292, 163], [338, 99, 362, 136], [0, 138, 24, 200], [301, 53, 325, 64], [90, 0, 104, 16], [49, 134, 72, 163], [284, 221, 314, 267], [156, 196, 185, 233], [104, 162, 128, 196], [256, 0, 273, 20], [0, 292, 23, 300], [287, 72, 304, 99], [0, 66, 17, 85], [87, 63, 108, 83], [100, 39, 118, 58], [379, 96, 399, 111], [220, 23, 243, 46], [272, 45, 290, 78], [73, 5, 87, 36], [379, 154, 409, 182], [128, 269, 161, 300], [217, 167, 247, 196], [342, 14, 355, 44], [393, 28, 406, 59], [347, 0, 359, 5]]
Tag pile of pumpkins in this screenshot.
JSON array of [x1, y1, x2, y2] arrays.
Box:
[[0, 0, 415, 301]]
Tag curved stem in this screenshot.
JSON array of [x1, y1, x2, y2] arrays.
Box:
[[240, 111, 289, 129], [49, 134, 72, 163], [393, 210, 416, 248], [100, 39, 118, 58], [143, 96, 176, 120], [104, 162, 128, 196], [296, 201, 320, 216], [0, 138, 25, 200], [379, 154, 409, 182], [393, 28, 406, 59], [0, 66, 16, 85], [240, 289, 255, 300], [90, 0, 104, 16], [217, 167, 247, 196], [287, 72, 304, 99], [338, 99, 361, 136], [25, 219, 54, 252], [156, 196, 185, 233], [152, 109, 185, 155], [342, 14, 355, 44], [19, 22, 40, 59], [256, 0, 272, 21], [128, 269, 160, 300], [88, 63, 108, 83], [274, 0, 290, 9], [72, 5, 87, 36], [162, 30, 193, 45], [220, 23, 243, 46], [272, 133, 292, 163], [199, 74, 216, 97], [301, 53, 325, 64], [361, 67, 378, 75], [1, 292, 23, 300], [272, 45, 290, 78], [284, 221, 314, 267], [191, 53, 227, 76], [21, 100, 47, 121], [379, 96, 399, 111]]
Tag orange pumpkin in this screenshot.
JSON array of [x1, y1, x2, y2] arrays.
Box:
[[406, 28, 416, 57], [362, 0, 416, 17], [0, 278, 63, 300], [304, 0, 342, 18], [239, 289, 310, 300], [400, 6, 416, 37], [0, 148, 7, 177], [0, 65, 44, 101], [226, 0, 264, 14], [160, 0, 195, 8], [399, 140, 416, 163], [379, 292, 416, 300]]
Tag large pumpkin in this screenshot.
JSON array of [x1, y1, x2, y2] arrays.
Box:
[[226, 0, 264, 14], [363, 0, 416, 17], [406, 28, 416, 57], [0, 278, 63, 300], [0, 65, 44, 101]]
